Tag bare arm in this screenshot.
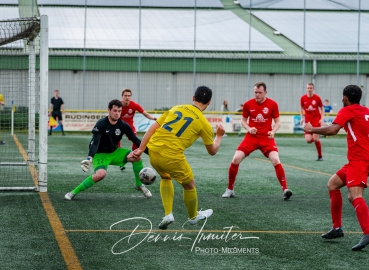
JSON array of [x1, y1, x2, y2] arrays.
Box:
[[300, 106, 304, 125], [268, 117, 280, 138], [132, 122, 160, 157], [61, 104, 65, 113], [242, 116, 257, 135], [142, 110, 156, 121], [49, 103, 53, 111], [320, 106, 324, 125], [303, 122, 342, 136], [205, 124, 225, 155]]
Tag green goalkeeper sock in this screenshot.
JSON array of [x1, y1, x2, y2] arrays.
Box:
[[72, 175, 95, 195], [132, 160, 144, 187]]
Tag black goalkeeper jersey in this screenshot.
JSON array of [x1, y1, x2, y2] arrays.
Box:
[[88, 116, 141, 157]]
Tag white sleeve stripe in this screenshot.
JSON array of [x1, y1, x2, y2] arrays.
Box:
[[347, 122, 357, 142]]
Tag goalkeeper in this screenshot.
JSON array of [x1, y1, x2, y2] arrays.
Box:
[[64, 99, 151, 200]]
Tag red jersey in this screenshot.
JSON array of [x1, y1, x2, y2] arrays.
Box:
[[333, 104, 369, 161], [120, 100, 144, 132], [300, 94, 323, 124], [242, 98, 279, 136]]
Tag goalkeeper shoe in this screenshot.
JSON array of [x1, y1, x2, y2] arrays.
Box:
[[283, 189, 293, 200], [158, 212, 174, 230], [135, 184, 152, 198], [188, 209, 213, 225], [321, 227, 344, 239], [0, 140, 5, 145], [352, 234, 369, 251], [64, 192, 75, 201], [222, 188, 235, 198]]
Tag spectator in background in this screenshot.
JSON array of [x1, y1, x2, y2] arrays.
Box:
[[324, 99, 333, 114], [49, 90, 65, 136], [237, 103, 243, 112], [0, 93, 4, 144], [220, 100, 229, 112]]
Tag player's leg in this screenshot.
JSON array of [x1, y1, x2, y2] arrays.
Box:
[[65, 153, 109, 200], [321, 168, 345, 239], [347, 162, 369, 251], [116, 148, 151, 197], [313, 133, 323, 161], [222, 137, 253, 198], [175, 160, 213, 225], [267, 150, 292, 200], [149, 150, 175, 229]]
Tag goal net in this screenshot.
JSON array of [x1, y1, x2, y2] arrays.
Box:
[[0, 16, 48, 191]]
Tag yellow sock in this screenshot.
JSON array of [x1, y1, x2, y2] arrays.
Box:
[[160, 180, 174, 216], [183, 187, 198, 219]]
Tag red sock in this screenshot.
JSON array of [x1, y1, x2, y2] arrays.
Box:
[[118, 141, 121, 148], [329, 190, 342, 228], [315, 140, 322, 158], [228, 163, 239, 190], [274, 163, 287, 191], [352, 197, 369, 234]]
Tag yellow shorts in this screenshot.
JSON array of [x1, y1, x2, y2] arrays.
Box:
[[149, 150, 194, 184]]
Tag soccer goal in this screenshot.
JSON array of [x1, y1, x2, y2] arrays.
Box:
[[0, 16, 49, 192]]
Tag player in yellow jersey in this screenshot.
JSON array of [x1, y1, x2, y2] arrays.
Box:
[[131, 86, 225, 229]]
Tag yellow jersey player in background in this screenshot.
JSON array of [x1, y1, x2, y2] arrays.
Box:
[[130, 85, 225, 229]]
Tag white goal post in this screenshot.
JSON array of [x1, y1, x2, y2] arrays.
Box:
[[0, 15, 48, 192]]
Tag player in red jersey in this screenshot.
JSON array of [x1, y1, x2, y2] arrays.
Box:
[[300, 83, 324, 161], [304, 84, 369, 251], [222, 82, 292, 200], [119, 88, 156, 170]]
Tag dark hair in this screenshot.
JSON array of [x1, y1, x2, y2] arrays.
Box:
[[108, 99, 122, 109], [122, 88, 132, 96], [307, 83, 314, 88], [254, 82, 267, 91], [343, 85, 362, 104], [194, 86, 212, 104]]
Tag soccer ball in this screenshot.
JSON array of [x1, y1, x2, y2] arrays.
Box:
[[139, 167, 157, 185]]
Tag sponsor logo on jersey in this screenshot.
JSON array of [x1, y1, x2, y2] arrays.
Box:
[[93, 127, 99, 132], [306, 105, 316, 111], [106, 130, 110, 133], [255, 113, 265, 122], [115, 129, 121, 136]]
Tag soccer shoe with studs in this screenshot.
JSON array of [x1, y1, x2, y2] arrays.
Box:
[[158, 213, 174, 230], [352, 234, 369, 251], [321, 227, 344, 239], [316, 157, 324, 161], [222, 188, 235, 198], [64, 192, 75, 201], [283, 189, 293, 200], [135, 184, 152, 198], [188, 209, 213, 225]]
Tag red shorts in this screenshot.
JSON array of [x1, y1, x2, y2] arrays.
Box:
[[336, 161, 369, 188], [237, 134, 278, 158]]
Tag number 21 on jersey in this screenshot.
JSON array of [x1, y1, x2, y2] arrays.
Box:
[[163, 111, 194, 137]]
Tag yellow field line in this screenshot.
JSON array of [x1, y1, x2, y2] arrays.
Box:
[[253, 157, 332, 176], [12, 135, 38, 186], [13, 135, 82, 270], [65, 229, 362, 235]]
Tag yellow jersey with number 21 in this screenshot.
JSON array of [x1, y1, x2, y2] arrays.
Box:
[[148, 104, 214, 157]]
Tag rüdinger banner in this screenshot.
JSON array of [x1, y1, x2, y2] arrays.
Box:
[[53, 112, 341, 134]]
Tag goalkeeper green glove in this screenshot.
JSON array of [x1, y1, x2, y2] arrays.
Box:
[[81, 157, 92, 172]]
